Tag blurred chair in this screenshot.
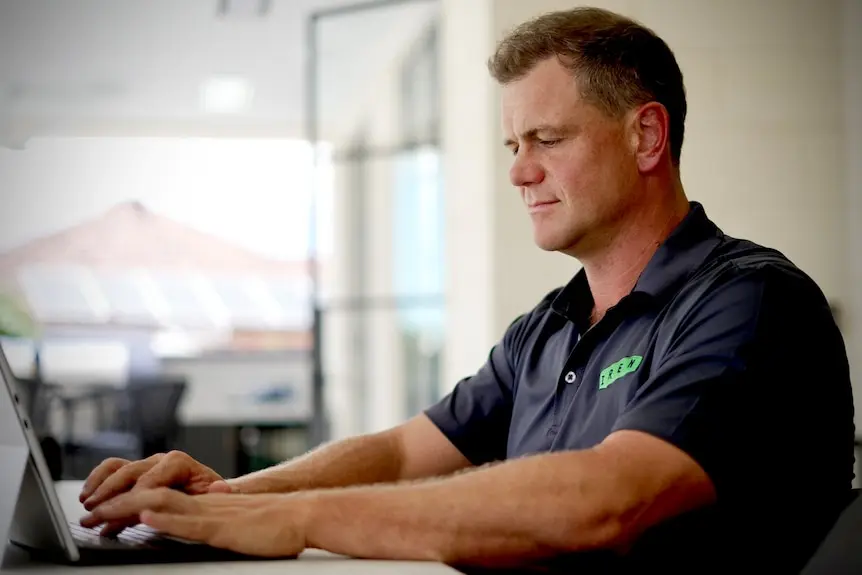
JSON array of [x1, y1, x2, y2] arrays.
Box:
[[15, 377, 53, 434], [63, 377, 187, 478], [801, 488, 862, 574], [15, 377, 64, 480]]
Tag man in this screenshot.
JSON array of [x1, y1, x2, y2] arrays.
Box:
[[79, 7, 855, 572]]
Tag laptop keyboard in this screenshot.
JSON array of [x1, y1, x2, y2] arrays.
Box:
[[69, 522, 195, 550]]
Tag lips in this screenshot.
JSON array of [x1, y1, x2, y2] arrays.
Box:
[[527, 199, 560, 214]]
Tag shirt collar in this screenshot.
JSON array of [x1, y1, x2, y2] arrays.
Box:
[[551, 202, 724, 325]]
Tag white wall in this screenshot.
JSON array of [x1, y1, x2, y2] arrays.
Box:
[[643, 0, 844, 302], [443, 0, 853, 395], [842, 0, 862, 426], [440, 0, 498, 392]]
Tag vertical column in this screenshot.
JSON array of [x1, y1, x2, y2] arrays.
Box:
[[440, 0, 496, 389], [842, 0, 862, 430], [365, 68, 406, 432]]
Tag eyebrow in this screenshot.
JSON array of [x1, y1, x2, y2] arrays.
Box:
[[503, 125, 568, 148]]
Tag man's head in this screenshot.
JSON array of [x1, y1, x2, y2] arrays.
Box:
[[491, 8, 686, 256]]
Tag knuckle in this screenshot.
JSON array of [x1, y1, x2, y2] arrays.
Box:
[[165, 450, 188, 462], [114, 462, 142, 481], [146, 452, 167, 463], [138, 460, 175, 488], [104, 457, 129, 468], [87, 459, 124, 483], [102, 461, 146, 492], [136, 470, 166, 488]]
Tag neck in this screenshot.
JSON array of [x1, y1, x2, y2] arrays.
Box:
[[578, 182, 689, 322]]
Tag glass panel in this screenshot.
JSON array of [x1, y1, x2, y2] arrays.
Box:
[[267, 277, 312, 329], [314, 2, 444, 439], [316, 1, 440, 150], [152, 272, 213, 328], [322, 304, 444, 439], [210, 276, 268, 329], [400, 23, 439, 144], [97, 271, 153, 324], [18, 266, 96, 322], [392, 147, 444, 298]]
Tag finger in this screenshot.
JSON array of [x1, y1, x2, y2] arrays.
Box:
[[140, 511, 216, 544], [92, 456, 196, 536], [206, 480, 234, 494], [83, 455, 162, 510], [82, 487, 186, 527], [133, 451, 192, 491], [79, 458, 130, 502], [81, 489, 164, 528], [99, 518, 138, 538]]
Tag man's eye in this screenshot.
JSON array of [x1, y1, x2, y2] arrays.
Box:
[[540, 139, 561, 147], [510, 146, 519, 156]]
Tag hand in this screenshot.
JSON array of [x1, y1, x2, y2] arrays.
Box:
[[81, 489, 306, 558], [78, 451, 233, 536]]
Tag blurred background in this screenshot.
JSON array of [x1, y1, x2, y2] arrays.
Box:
[[0, 0, 859, 483]]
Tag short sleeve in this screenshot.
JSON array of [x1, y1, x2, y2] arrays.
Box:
[[612, 264, 854, 507], [424, 313, 532, 466]]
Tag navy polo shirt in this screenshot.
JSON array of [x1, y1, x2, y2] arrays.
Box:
[[426, 202, 855, 571]]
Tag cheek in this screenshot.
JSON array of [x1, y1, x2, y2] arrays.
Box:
[[558, 136, 631, 198], [546, 150, 602, 204], [550, 164, 587, 198]]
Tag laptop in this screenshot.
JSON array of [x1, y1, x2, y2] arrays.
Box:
[[0, 343, 259, 565]]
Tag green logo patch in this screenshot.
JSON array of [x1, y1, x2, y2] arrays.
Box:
[[599, 355, 643, 389]]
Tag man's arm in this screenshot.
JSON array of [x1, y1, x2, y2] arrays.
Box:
[[80, 314, 517, 507], [228, 414, 472, 494], [83, 429, 714, 564], [299, 430, 714, 566], [230, 304, 535, 495]]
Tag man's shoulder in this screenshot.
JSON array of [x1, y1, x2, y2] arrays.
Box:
[[694, 235, 822, 296], [675, 234, 834, 325]]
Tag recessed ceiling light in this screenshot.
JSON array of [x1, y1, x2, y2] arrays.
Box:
[[218, 0, 271, 18], [200, 76, 254, 114]]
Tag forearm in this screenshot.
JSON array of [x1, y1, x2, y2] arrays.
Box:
[[301, 450, 624, 567], [228, 431, 404, 494]]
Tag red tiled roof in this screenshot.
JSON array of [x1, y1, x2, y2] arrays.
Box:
[[0, 201, 310, 277]]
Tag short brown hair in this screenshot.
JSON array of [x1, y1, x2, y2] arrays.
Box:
[[489, 7, 687, 164]]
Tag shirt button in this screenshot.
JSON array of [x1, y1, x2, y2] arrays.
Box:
[[564, 371, 577, 384]]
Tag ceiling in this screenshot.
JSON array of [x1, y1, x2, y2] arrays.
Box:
[[0, 0, 438, 145]]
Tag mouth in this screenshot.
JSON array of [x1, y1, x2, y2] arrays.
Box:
[[527, 200, 560, 214]]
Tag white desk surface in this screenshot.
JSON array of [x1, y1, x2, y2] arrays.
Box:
[[2, 481, 460, 575]]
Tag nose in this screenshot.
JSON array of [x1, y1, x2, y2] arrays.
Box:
[[509, 150, 545, 188]]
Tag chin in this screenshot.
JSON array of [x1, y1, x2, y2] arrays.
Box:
[[533, 236, 573, 253], [533, 229, 583, 254]]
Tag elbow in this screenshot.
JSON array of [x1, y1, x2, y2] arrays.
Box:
[[552, 475, 642, 554], [556, 504, 630, 553]]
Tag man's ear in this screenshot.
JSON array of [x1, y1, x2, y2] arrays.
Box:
[[631, 102, 670, 172]]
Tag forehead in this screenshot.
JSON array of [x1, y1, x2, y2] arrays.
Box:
[[501, 57, 586, 129]]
